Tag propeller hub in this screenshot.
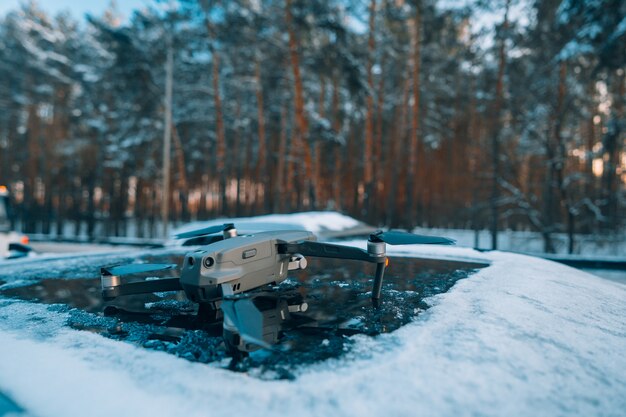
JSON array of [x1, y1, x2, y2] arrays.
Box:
[[101, 274, 121, 290], [367, 240, 386, 257]]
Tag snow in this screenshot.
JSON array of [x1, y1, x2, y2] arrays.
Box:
[[611, 17, 626, 40], [1, 244, 625, 417], [344, 15, 367, 35], [172, 211, 363, 238], [558, 40, 595, 60], [0, 246, 191, 286], [412, 226, 626, 257], [582, 269, 626, 285]]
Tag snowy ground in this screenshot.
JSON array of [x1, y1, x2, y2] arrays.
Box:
[[0, 242, 625, 417], [170, 211, 372, 240], [413, 226, 625, 257], [28, 241, 134, 254], [581, 268, 626, 285]]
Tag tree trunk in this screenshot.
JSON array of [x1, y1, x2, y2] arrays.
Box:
[[314, 75, 326, 208], [406, 2, 422, 228], [285, 0, 314, 208], [554, 62, 569, 252], [490, 0, 510, 249], [172, 124, 188, 222], [205, 14, 227, 216], [331, 72, 342, 210], [86, 175, 96, 239], [602, 70, 625, 230], [388, 75, 411, 228], [275, 106, 288, 212], [254, 59, 268, 213], [212, 50, 227, 215], [363, 0, 377, 217], [373, 55, 386, 224]]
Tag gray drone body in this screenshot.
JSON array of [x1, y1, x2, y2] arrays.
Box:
[[180, 230, 314, 303], [100, 223, 454, 353]]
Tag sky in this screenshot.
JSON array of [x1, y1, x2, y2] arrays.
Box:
[[0, 0, 148, 21]]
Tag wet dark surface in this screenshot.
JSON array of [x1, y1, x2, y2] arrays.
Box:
[[0, 254, 486, 378]]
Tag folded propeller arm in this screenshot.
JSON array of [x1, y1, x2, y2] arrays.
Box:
[[276, 241, 377, 263], [101, 263, 181, 301], [277, 239, 388, 301], [277, 230, 454, 302]]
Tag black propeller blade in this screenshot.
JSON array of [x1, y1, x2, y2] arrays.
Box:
[[370, 230, 455, 245], [175, 223, 235, 239], [102, 263, 177, 277]]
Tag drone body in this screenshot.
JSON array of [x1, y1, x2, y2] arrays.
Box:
[[101, 223, 454, 352], [180, 230, 315, 303]]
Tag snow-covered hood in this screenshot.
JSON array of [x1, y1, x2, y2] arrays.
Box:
[[0, 245, 625, 417]]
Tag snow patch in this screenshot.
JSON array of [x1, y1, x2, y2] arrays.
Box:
[[172, 211, 362, 238], [1, 247, 625, 416]]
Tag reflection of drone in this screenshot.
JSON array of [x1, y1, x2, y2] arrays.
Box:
[[101, 224, 454, 353]]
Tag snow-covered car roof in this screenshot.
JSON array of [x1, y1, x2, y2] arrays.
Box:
[[0, 243, 624, 417]]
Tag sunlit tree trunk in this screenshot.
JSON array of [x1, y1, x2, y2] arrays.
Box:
[[172, 124, 188, 222], [204, 13, 227, 216], [285, 0, 314, 209], [585, 81, 597, 215], [601, 70, 625, 231]]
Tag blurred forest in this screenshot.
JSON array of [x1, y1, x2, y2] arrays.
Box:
[[0, 0, 624, 252]]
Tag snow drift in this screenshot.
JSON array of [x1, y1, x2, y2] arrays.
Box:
[[0, 244, 625, 417]]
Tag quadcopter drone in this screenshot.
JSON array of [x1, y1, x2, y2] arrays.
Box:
[[101, 223, 454, 353]]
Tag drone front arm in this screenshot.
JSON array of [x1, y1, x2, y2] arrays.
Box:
[[101, 263, 183, 300], [277, 240, 388, 302]]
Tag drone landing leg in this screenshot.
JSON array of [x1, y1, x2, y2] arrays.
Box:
[[371, 261, 386, 306]]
